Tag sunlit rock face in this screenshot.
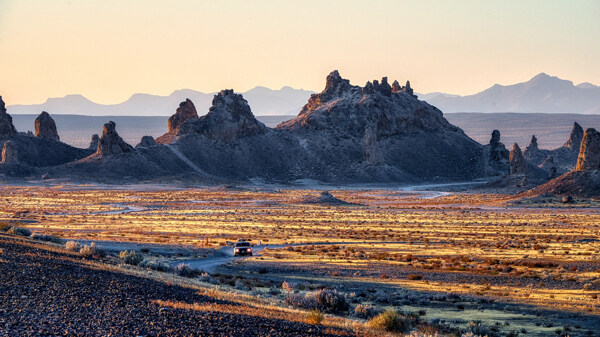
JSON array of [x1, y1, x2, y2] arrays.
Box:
[[96, 121, 135, 156], [0, 96, 17, 139], [177, 90, 267, 142], [168, 99, 198, 135], [34, 111, 60, 141], [1, 141, 18, 163], [509, 143, 528, 175], [575, 128, 600, 171]]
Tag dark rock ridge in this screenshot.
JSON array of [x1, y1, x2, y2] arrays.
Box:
[[34, 111, 60, 141], [96, 121, 135, 156], [526, 128, 600, 198], [483, 130, 510, 176], [509, 143, 528, 175], [88, 134, 99, 150], [301, 191, 354, 205], [2, 71, 487, 183], [0, 96, 17, 138], [136, 136, 157, 148], [177, 90, 267, 142]]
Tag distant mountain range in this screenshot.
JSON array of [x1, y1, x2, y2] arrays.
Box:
[[7, 87, 315, 116], [6, 73, 600, 115], [422, 73, 600, 114]]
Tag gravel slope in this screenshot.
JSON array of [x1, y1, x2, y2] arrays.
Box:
[[0, 235, 350, 336]]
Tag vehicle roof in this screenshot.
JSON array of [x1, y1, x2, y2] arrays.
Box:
[[235, 242, 251, 246]]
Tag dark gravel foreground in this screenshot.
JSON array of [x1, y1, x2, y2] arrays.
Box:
[[0, 236, 350, 336]]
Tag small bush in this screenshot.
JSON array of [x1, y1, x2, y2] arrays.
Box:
[[79, 243, 106, 259], [0, 224, 12, 232], [367, 309, 407, 332], [119, 250, 144, 266], [314, 289, 349, 314], [31, 233, 64, 244], [65, 241, 82, 252], [408, 274, 423, 280], [306, 310, 324, 325], [140, 260, 172, 272], [174, 263, 196, 277], [282, 281, 295, 292], [7, 227, 31, 237], [354, 304, 377, 319]]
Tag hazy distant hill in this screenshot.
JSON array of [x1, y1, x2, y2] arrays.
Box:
[[422, 73, 600, 114], [7, 87, 314, 117]]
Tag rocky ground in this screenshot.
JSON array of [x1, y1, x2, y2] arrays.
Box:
[[0, 235, 351, 336]]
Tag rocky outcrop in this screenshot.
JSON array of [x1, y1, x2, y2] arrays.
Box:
[[88, 134, 99, 150], [0, 96, 17, 138], [34, 111, 60, 141], [575, 128, 600, 171], [136, 136, 157, 148], [1, 141, 18, 163], [510, 143, 528, 175], [177, 90, 267, 142], [483, 130, 510, 176], [564, 122, 584, 151], [168, 99, 198, 134], [96, 121, 135, 156]]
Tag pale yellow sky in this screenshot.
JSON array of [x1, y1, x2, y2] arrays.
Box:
[[0, 0, 598, 105]]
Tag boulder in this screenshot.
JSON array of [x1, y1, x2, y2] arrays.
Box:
[[168, 99, 198, 134], [34, 111, 60, 141], [1, 141, 18, 163], [136, 136, 157, 148], [510, 143, 528, 175], [575, 128, 600, 171], [88, 134, 99, 150], [0, 96, 17, 138], [96, 121, 135, 156]]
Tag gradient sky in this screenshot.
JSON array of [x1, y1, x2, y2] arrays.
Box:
[[1, 0, 599, 105]]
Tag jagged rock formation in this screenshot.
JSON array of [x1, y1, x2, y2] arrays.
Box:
[[300, 191, 354, 205], [526, 128, 600, 198], [575, 128, 600, 171], [136, 136, 157, 148], [88, 134, 99, 150], [34, 111, 60, 141], [168, 99, 198, 134], [177, 90, 267, 142], [483, 130, 510, 176], [0, 96, 17, 138], [509, 143, 528, 175], [524, 123, 583, 173], [96, 121, 135, 156], [1, 141, 18, 163]]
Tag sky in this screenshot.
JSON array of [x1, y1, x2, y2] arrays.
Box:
[[0, 0, 599, 105]]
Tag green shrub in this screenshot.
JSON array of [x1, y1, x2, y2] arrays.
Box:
[[367, 309, 410, 332], [119, 250, 144, 266]]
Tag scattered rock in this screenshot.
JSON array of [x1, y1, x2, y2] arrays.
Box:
[[510, 143, 528, 175], [96, 121, 135, 156], [34, 111, 60, 141]]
